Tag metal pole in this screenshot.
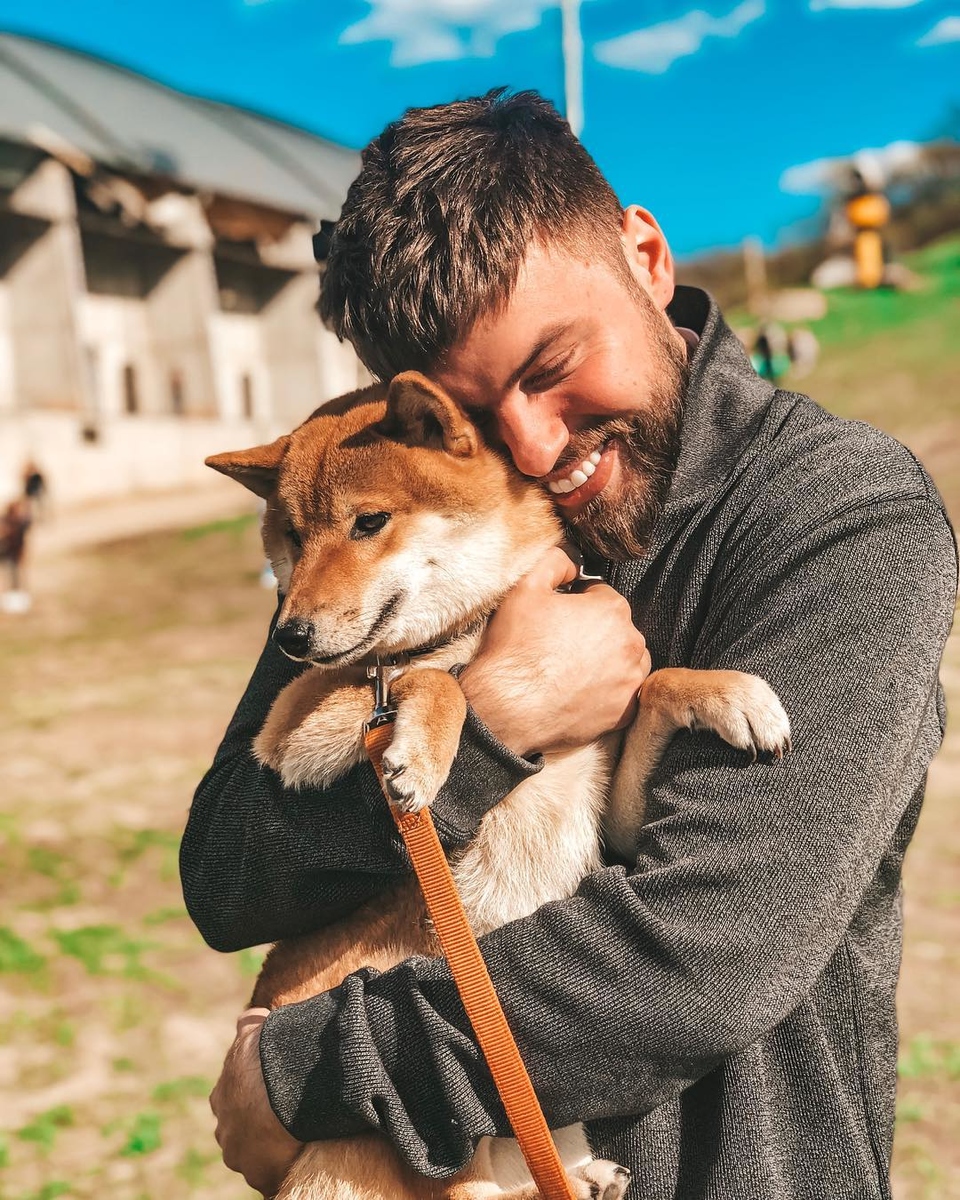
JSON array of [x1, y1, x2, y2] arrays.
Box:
[[560, 0, 584, 138]]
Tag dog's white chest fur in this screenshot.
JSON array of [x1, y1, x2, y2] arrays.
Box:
[[474, 1124, 593, 1192]]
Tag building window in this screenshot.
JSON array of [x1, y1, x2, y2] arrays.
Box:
[[170, 370, 185, 416], [241, 373, 254, 420], [123, 364, 139, 415]]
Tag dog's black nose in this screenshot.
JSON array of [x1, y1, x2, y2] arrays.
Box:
[[273, 618, 314, 661]]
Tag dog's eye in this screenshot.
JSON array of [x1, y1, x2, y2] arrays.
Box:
[[285, 524, 303, 549], [351, 512, 391, 539]]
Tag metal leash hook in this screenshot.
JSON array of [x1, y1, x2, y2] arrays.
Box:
[[365, 659, 396, 731]]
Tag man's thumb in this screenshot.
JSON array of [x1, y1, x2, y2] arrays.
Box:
[[524, 545, 580, 592]]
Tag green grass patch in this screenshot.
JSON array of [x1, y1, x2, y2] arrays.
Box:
[[898, 1034, 960, 1081], [53, 925, 156, 978], [112, 829, 181, 887], [0, 812, 21, 840], [152, 1076, 210, 1105], [142, 905, 189, 926], [20, 1185, 73, 1200], [181, 512, 257, 543], [236, 946, 267, 977], [177, 1145, 218, 1187], [53, 1020, 75, 1048], [120, 1111, 163, 1156], [24, 847, 81, 909], [0, 927, 45, 974], [17, 1105, 74, 1153], [897, 1094, 927, 1124]]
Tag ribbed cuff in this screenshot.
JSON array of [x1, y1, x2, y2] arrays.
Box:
[[259, 988, 361, 1141], [431, 688, 543, 844], [351, 670, 542, 852]]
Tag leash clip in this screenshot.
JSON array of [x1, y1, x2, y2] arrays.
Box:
[[364, 658, 400, 730], [559, 566, 605, 594]]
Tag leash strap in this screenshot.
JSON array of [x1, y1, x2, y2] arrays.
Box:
[[363, 718, 577, 1200]]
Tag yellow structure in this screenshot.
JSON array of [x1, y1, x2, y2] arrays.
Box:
[[844, 192, 891, 289]]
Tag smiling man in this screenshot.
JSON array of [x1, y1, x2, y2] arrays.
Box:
[[182, 91, 957, 1199]]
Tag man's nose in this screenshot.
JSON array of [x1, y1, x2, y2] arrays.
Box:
[[497, 392, 568, 478]]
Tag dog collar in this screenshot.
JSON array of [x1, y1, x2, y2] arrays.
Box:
[[377, 615, 486, 668]]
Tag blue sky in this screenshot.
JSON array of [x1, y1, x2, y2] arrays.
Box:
[[1, 0, 957, 258]]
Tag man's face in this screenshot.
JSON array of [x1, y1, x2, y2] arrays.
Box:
[[430, 240, 690, 560]]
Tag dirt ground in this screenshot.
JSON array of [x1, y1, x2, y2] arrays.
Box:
[[0, 475, 957, 1200]]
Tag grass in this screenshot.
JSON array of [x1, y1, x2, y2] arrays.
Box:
[[0, 241, 957, 1197], [737, 233, 960, 521], [0, 929, 46, 976], [0, 517, 270, 1200]]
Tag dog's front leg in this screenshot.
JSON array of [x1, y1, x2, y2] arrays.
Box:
[[378, 669, 467, 814], [254, 669, 373, 788], [606, 668, 791, 859]]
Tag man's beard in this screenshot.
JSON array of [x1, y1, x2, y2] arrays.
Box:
[[562, 301, 688, 562]]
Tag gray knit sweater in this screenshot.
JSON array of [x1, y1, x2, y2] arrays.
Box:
[[181, 287, 957, 1199]]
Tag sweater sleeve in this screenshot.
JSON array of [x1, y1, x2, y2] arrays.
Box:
[[257, 494, 957, 1177], [180, 604, 542, 952]]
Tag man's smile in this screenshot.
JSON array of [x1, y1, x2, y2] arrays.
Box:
[[545, 440, 620, 511]]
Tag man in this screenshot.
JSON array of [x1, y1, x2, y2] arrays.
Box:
[[181, 91, 957, 1199]]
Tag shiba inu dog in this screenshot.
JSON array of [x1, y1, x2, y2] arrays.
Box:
[[207, 370, 790, 1200]]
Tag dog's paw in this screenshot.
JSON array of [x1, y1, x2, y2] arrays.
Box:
[[380, 733, 447, 814], [570, 1160, 631, 1200], [691, 674, 791, 761]]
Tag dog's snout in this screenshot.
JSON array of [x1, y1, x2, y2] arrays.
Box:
[[274, 618, 314, 661]]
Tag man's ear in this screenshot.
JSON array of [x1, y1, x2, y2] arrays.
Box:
[[620, 206, 675, 311], [382, 371, 478, 458], [205, 436, 290, 498]]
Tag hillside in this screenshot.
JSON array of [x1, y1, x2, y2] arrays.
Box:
[[736, 233, 960, 521]]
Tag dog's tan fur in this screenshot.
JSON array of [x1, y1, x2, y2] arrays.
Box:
[[208, 372, 790, 1200]]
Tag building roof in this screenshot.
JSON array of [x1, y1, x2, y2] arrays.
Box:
[[0, 32, 359, 220]]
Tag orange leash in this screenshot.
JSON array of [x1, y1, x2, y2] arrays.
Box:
[[364, 716, 576, 1200]]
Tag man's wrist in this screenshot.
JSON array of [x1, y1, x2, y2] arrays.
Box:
[[458, 660, 533, 757]]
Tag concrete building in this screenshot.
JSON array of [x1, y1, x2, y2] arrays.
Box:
[[0, 32, 365, 505]]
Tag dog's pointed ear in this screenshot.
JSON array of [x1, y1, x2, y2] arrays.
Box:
[[382, 371, 479, 458], [205, 436, 290, 498]]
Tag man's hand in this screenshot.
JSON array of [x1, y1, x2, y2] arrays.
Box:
[[460, 546, 651, 757], [210, 1008, 302, 1197]]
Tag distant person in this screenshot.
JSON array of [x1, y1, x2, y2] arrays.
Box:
[[751, 322, 789, 382], [0, 498, 32, 613], [22, 460, 48, 521], [751, 324, 819, 385]]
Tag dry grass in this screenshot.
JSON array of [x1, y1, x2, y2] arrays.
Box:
[[0, 514, 270, 1200]]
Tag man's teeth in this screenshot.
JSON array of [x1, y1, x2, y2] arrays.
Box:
[[547, 450, 602, 495]]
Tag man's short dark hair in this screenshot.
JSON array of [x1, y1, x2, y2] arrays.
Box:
[[319, 89, 627, 381]]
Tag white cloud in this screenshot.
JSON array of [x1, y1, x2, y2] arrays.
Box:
[[780, 140, 923, 193], [339, 0, 566, 67], [917, 15, 960, 44], [593, 0, 765, 74], [809, 0, 923, 10]]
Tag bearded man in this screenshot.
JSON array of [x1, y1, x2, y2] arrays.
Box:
[[181, 90, 957, 1200]]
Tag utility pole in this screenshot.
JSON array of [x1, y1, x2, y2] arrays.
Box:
[[560, 0, 584, 138]]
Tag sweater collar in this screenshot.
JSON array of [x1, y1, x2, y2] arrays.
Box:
[[664, 285, 776, 512]]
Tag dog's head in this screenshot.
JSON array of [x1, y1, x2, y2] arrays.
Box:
[[207, 371, 561, 667]]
